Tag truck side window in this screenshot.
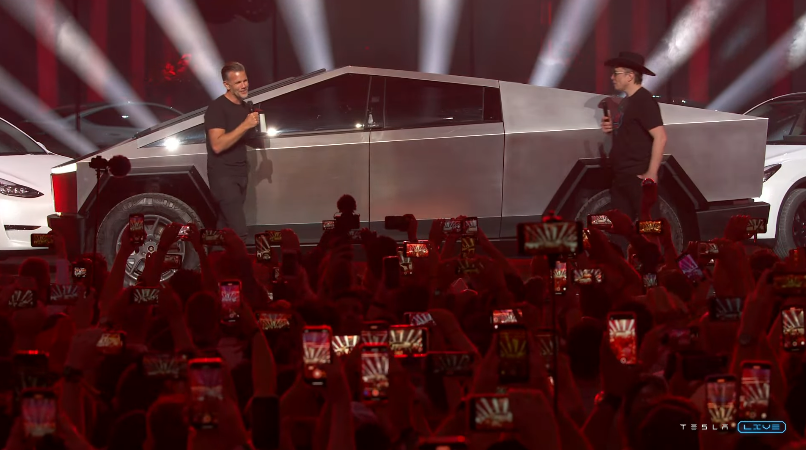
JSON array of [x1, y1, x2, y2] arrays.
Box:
[[384, 78, 485, 129], [143, 123, 207, 148]]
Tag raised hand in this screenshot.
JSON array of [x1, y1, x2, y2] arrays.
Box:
[[604, 209, 634, 236]]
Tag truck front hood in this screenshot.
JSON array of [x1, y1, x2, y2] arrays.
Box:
[[764, 143, 806, 165]]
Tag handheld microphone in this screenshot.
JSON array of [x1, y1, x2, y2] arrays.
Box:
[[245, 101, 254, 113], [598, 98, 609, 118]]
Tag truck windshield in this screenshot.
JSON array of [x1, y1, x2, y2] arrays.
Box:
[[745, 98, 806, 143]]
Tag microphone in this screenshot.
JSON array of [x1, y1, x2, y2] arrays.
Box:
[[245, 101, 254, 113], [598, 98, 609, 118]]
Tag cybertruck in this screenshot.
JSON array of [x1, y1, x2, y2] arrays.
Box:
[[47, 67, 769, 282]]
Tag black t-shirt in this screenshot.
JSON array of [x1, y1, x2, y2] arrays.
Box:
[[610, 87, 664, 175], [204, 95, 253, 176]]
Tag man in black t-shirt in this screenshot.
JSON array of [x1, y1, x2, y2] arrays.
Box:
[[601, 52, 667, 220], [204, 61, 259, 240]]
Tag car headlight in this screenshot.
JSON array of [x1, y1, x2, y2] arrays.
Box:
[[0, 178, 43, 198], [763, 164, 781, 183]]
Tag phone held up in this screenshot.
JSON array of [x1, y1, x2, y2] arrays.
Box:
[[21, 389, 57, 439], [302, 326, 332, 386], [188, 358, 224, 429], [361, 343, 390, 402], [608, 312, 637, 365], [517, 221, 582, 256], [129, 214, 146, 247], [706, 374, 737, 429], [468, 394, 514, 432], [497, 324, 529, 384], [738, 361, 770, 421], [219, 280, 242, 323]]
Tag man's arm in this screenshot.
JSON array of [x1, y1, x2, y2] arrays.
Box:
[[208, 111, 258, 154], [643, 125, 666, 180]]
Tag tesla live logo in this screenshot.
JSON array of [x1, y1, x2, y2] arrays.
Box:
[[680, 421, 786, 433]]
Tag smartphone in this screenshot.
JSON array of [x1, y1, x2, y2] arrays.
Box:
[[96, 331, 126, 355], [418, 436, 468, 450], [361, 321, 389, 344], [738, 361, 771, 420], [573, 268, 603, 285], [130, 286, 160, 305], [463, 217, 479, 235], [177, 225, 190, 240], [553, 260, 567, 295], [163, 254, 182, 270], [772, 273, 806, 296], [643, 273, 658, 288], [219, 280, 242, 323], [491, 309, 521, 329], [48, 284, 85, 306], [461, 236, 476, 259], [200, 229, 224, 246], [20, 389, 57, 438], [586, 214, 612, 231], [361, 344, 390, 401], [267, 230, 283, 243], [281, 252, 298, 277], [9, 289, 36, 309], [426, 351, 476, 377], [682, 353, 729, 381], [188, 358, 224, 429], [348, 229, 362, 244], [129, 214, 146, 247], [608, 312, 637, 365], [455, 258, 478, 276], [71, 259, 90, 280], [255, 232, 272, 263], [404, 312, 436, 327], [389, 325, 428, 358], [535, 329, 556, 373], [517, 221, 582, 255], [333, 335, 360, 356], [13, 351, 50, 391], [697, 241, 719, 257], [706, 375, 737, 428], [384, 215, 409, 232], [663, 326, 699, 349], [142, 353, 186, 378], [383, 256, 401, 289], [709, 297, 745, 322], [468, 394, 515, 431], [677, 253, 705, 283], [443, 218, 463, 235], [29, 233, 54, 248], [746, 218, 767, 235], [636, 220, 663, 235], [322, 220, 336, 230], [302, 326, 331, 386], [257, 312, 292, 331], [406, 242, 429, 258], [782, 306, 805, 351], [497, 324, 529, 384]]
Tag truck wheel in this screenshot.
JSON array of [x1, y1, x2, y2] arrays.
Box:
[[574, 190, 685, 252], [97, 193, 203, 285], [773, 188, 806, 259]]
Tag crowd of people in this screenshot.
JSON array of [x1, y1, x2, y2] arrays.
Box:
[[0, 182, 805, 450]]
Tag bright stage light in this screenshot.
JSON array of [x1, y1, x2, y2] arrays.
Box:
[[0, 66, 96, 156], [142, 0, 224, 99], [1, 0, 157, 129], [644, 0, 739, 92], [530, 0, 610, 87], [419, 0, 465, 74], [708, 12, 806, 112], [276, 0, 334, 73]]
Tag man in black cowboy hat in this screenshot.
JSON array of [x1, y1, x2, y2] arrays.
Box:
[[601, 51, 666, 220]]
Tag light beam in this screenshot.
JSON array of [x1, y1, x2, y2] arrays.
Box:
[[419, 0, 465, 74], [276, 0, 334, 73]]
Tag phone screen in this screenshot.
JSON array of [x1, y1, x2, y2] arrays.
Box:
[[470, 395, 514, 431], [497, 326, 529, 384], [9, 290, 36, 309], [142, 354, 186, 378], [535, 330, 556, 373], [188, 359, 224, 429], [710, 297, 745, 322], [255, 233, 272, 263], [406, 242, 429, 258], [333, 335, 359, 356], [782, 307, 805, 351], [130, 287, 160, 305], [129, 214, 146, 246], [177, 225, 190, 240], [48, 284, 85, 306], [267, 230, 283, 243], [677, 253, 704, 282], [636, 220, 663, 235], [586, 214, 612, 230], [361, 344, 390, 401], [21, 390, 57, 438], [773, 273, 806, 296], [405, 312, 436, 327], [747, 218, 767, 234], [443, 219, 463, 235], [200, 229, 224, 246], [491, 309, 521, 329], [258, 312, 291, 331], [643, 273, 658, 288], [706, 376, 737, 427], [322, 220, 336, 230], [361, 322, 389, 345], [426, 351, 475, 377], [163, 254, 182, 270], [608, 313, 637, 365], [553, 261, 567, 294], [573, 268, 603, 285], [389, 326, 427, 357], [96, 332, 125, 355], [518, 222, 581, 255], [463, 218, 478, 235], [30, 234, 53, 248], [72, 265, 88, 279], [302, 327, 331, 385], [739, 362, 771, 420], [219, 281, 241, 323], [461, 236, 476, 259]]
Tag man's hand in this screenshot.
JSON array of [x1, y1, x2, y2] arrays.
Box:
[[604, 209, 635, 237], [158, 222, 182, 252], [601, 116, 613, 134], [241, 112, 259, 131], [638, 172, 658, 182]]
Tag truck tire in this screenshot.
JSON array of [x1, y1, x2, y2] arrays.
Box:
[[574, 190, 685, 252], [96, 193, 203, 285], [773, 188, 806, 259]]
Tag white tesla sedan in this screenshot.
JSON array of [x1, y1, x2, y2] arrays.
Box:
[[0, 117, 70, 252]]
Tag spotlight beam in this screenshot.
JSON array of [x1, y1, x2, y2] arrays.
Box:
[[0, 66, 97, 156], [644, 0, 740, 92], [1, 0, 157, 128], [142, 0, 225, 99], [530, 0, 610, 87], [419, 0, 465, 74], [708, 12, 806, 112], [276, 0, 334, 73]]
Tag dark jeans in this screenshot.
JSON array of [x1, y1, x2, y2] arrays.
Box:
[[609, 173, 660, 221], [209, 173, 248, 240]]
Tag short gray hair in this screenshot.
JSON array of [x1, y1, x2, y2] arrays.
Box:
[[221, 62, 245, 82]]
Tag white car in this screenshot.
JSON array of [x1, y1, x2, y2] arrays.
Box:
[[748, 93, 806, 256], [0, 117, 70, 252]]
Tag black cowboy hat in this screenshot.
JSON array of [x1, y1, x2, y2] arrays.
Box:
[[604, 51, 656, 76]]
